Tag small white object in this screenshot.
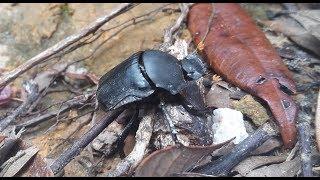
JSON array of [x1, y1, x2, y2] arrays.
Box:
[[66, 64, 88, 75], [168, 39, 189, 60], [0, 44, 10, 68], [211, 108, 248, 144]]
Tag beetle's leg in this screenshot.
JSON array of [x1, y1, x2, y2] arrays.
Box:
[[115, 106, 139, 158], [178, 80, 206, 113], [159, 101, 182, 146]]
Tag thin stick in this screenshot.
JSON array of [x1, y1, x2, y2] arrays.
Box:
[[0, 3, 135, 88], [0, 80, 39, 132], [52, 3, 170, 61], [50, 108, 124, 175], [193, 122, 278, 176], [315, 89, 320, 152], [297, 121, 313, 177], [159, 3, 193, 51], [286, 142, 299, 161], [16, 92, 94, 130], [194, 3, 215, 53]]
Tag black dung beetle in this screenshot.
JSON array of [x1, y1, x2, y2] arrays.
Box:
[[97, 50, 207, 112]]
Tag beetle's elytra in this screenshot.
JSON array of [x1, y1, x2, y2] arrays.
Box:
[[97, 50, 207, 112]]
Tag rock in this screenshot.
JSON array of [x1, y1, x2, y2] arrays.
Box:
[[232, 95, 270, 126], [10, 3, 64, 45]]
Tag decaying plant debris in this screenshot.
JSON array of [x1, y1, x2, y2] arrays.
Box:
[[0, 3, 319, 177]]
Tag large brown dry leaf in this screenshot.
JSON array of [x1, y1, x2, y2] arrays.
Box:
[[134, 142, 230, 177], [188, 3, 298, 148], [232, 155, 287, 176], [245, 157, 300, 177]]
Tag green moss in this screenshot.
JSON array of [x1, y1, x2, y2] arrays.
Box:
[[60, 4, 74, 17], [241, 3, 270, 21], [232, 95, 270, 126]]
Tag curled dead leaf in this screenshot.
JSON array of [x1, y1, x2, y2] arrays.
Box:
[[0, 135, 53, 177], [252, 137, 282, 155], [232, 155, 287, 176], [135, 140, 231, 177], [245, 157, 300, 177]]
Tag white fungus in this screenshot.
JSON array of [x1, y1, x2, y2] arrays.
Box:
[[211, 108, 248, 144]]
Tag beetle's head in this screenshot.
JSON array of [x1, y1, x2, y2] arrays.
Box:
[[176, 52, 209, 113], [181, 52, 208, 81]]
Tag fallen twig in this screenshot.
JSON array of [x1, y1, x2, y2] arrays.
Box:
[[15, 92, 94, 131], [25, 62, 69, 114], [0, 80, 39, 132], [50, 108, 124, 175], [49, 110, 95, 153], [0, 3, 135, 88], [286, 142, 299, 161], [106, 107, 138, 158], [193, 122, 278, 176], [159, 3, 193, 51], [297, 119, 313, 176], [315, 89, 320, 152], [105, 108, 155, 177]]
